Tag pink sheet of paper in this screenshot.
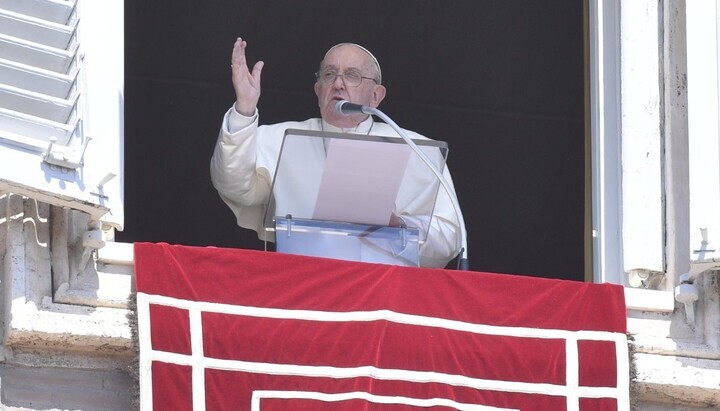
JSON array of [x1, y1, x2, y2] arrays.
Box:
[[313, 138, 412, 226]]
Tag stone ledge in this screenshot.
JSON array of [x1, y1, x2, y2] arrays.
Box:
[[5, 297, 131, 354], [635, 352, 720, 407], [625, 288, 676, 313]]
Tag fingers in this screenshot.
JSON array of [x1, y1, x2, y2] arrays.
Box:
[[231, 38, 264, 82], [230, 37, 263, 116], [231, 37, 247, 69]]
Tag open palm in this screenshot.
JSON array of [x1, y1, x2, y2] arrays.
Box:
[[231, 37, 264, 116]]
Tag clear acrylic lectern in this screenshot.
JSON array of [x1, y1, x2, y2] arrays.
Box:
[[263, 128, 448, 267]]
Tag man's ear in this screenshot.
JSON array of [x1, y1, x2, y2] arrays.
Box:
[[371, 85, 387, 107], [314, 82, 321, 101]]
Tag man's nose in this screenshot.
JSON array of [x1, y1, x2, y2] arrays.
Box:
[[332, 74, 346, 89]]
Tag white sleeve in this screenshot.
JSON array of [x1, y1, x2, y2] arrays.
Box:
[[400, 167, 464, 268], [226, 105, 257, 133], [210, 106, 272, 238]]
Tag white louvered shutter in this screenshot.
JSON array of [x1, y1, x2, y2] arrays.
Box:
[[0, 0, 123, 228]]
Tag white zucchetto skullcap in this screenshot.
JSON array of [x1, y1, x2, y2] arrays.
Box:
[[323, 43, 382, 84]]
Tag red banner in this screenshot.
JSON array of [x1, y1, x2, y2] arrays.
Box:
[[134, 242, 629, 411]]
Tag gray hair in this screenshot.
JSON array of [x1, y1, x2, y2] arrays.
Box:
[[320, 43, 382, 84]]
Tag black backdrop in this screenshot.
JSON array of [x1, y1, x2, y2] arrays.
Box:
[[120, 1, 586, 280]]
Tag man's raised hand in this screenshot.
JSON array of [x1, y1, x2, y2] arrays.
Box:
[[231, 37, 264, 116]]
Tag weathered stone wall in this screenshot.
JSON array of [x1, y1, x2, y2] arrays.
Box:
[[0, 194, 135, 410]]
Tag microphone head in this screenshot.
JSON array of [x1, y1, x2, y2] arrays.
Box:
[[335, 100, 367, 115], [335, 100, 350, 115]]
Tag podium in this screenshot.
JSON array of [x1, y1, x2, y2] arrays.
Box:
[[262, 128, 448, 267]]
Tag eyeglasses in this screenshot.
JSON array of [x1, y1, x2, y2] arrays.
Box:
[[315, 68, 379, 87]]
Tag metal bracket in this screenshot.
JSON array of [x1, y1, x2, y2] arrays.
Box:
[[89, 172, 117, 201], [42, 136, 92, 170], [628, 269, 665, 289], [78, 223, 106, 272], [285, 214, 293, 238], [675, 258, 720, 324], [693, 227, 717, 259]]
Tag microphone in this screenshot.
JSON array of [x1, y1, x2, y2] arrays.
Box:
[[335, 100, 372, 115], [334, 100, 469, 270]]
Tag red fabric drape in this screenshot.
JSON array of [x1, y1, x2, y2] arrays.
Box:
[[135, 242, 628, 411]]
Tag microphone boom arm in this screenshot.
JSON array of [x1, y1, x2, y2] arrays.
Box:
[[361, 105, 469, 270]]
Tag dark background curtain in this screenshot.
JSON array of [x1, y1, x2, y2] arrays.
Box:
[[121, 0, 586, 280]]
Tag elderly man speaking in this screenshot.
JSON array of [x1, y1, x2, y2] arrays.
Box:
[[210, 38, 465, 268]]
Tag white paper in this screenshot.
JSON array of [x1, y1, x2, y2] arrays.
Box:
[[313, 138, 412, 226]]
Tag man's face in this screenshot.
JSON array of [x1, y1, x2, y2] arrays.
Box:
[[314, 45, 386, 128]]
